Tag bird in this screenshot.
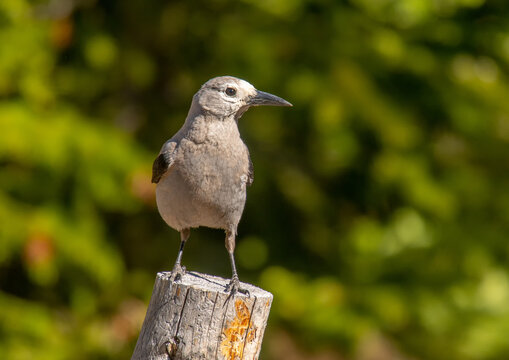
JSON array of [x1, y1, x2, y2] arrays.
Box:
[[151, 76, 292, 295]]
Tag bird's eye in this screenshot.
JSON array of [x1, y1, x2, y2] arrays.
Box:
[[225, 87, 237, 97]]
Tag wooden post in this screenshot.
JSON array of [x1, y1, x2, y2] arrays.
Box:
[[131, 271, 273, 360]]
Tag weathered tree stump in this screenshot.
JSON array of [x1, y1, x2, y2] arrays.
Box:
[[131, 271, 273, 360]]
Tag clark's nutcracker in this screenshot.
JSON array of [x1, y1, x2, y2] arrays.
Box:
[[152, 76, 292, 295]]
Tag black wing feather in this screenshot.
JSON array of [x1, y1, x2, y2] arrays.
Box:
[[247, 152, 254, 186], [151, 152, 173, 184]]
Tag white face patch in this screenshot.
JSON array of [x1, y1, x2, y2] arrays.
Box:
[[237, 79, 257, 98]]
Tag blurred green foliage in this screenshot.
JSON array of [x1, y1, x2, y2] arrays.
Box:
[[1, 0, 509, 359]]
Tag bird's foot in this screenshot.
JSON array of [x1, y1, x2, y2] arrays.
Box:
[[225, 275, 250, 297], [169, 263, 186, 283]]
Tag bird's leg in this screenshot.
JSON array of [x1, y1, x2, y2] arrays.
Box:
[[224, 230, 250, 296], [170, 228, 190, 282]]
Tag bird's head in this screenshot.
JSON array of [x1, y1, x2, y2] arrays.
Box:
[[193, 76, 292, 119]]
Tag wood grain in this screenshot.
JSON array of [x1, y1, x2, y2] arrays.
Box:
[[131, 271, 273, 360]]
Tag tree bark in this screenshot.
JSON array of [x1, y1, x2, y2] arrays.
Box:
[[131, 271, 273, 360]]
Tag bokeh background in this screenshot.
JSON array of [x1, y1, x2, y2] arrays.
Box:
[[2, 0, 509, 359]]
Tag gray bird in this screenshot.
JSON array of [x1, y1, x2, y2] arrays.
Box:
[[152, 76, 292, 294]]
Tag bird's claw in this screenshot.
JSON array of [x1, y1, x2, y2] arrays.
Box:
[[169, 264, 186, 283], [225, 276, 250, 297]]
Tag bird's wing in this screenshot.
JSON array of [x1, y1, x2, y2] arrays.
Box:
[[151, 141, 177, 184], [246, 148, 254, 187]]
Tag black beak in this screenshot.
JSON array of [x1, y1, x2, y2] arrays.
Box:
[[248, 90, 293, 107]]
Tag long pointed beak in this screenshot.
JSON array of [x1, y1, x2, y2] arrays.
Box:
[[248, 90, 293, 107]]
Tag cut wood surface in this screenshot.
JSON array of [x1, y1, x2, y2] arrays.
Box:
[[131, 271, 273, 360]]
